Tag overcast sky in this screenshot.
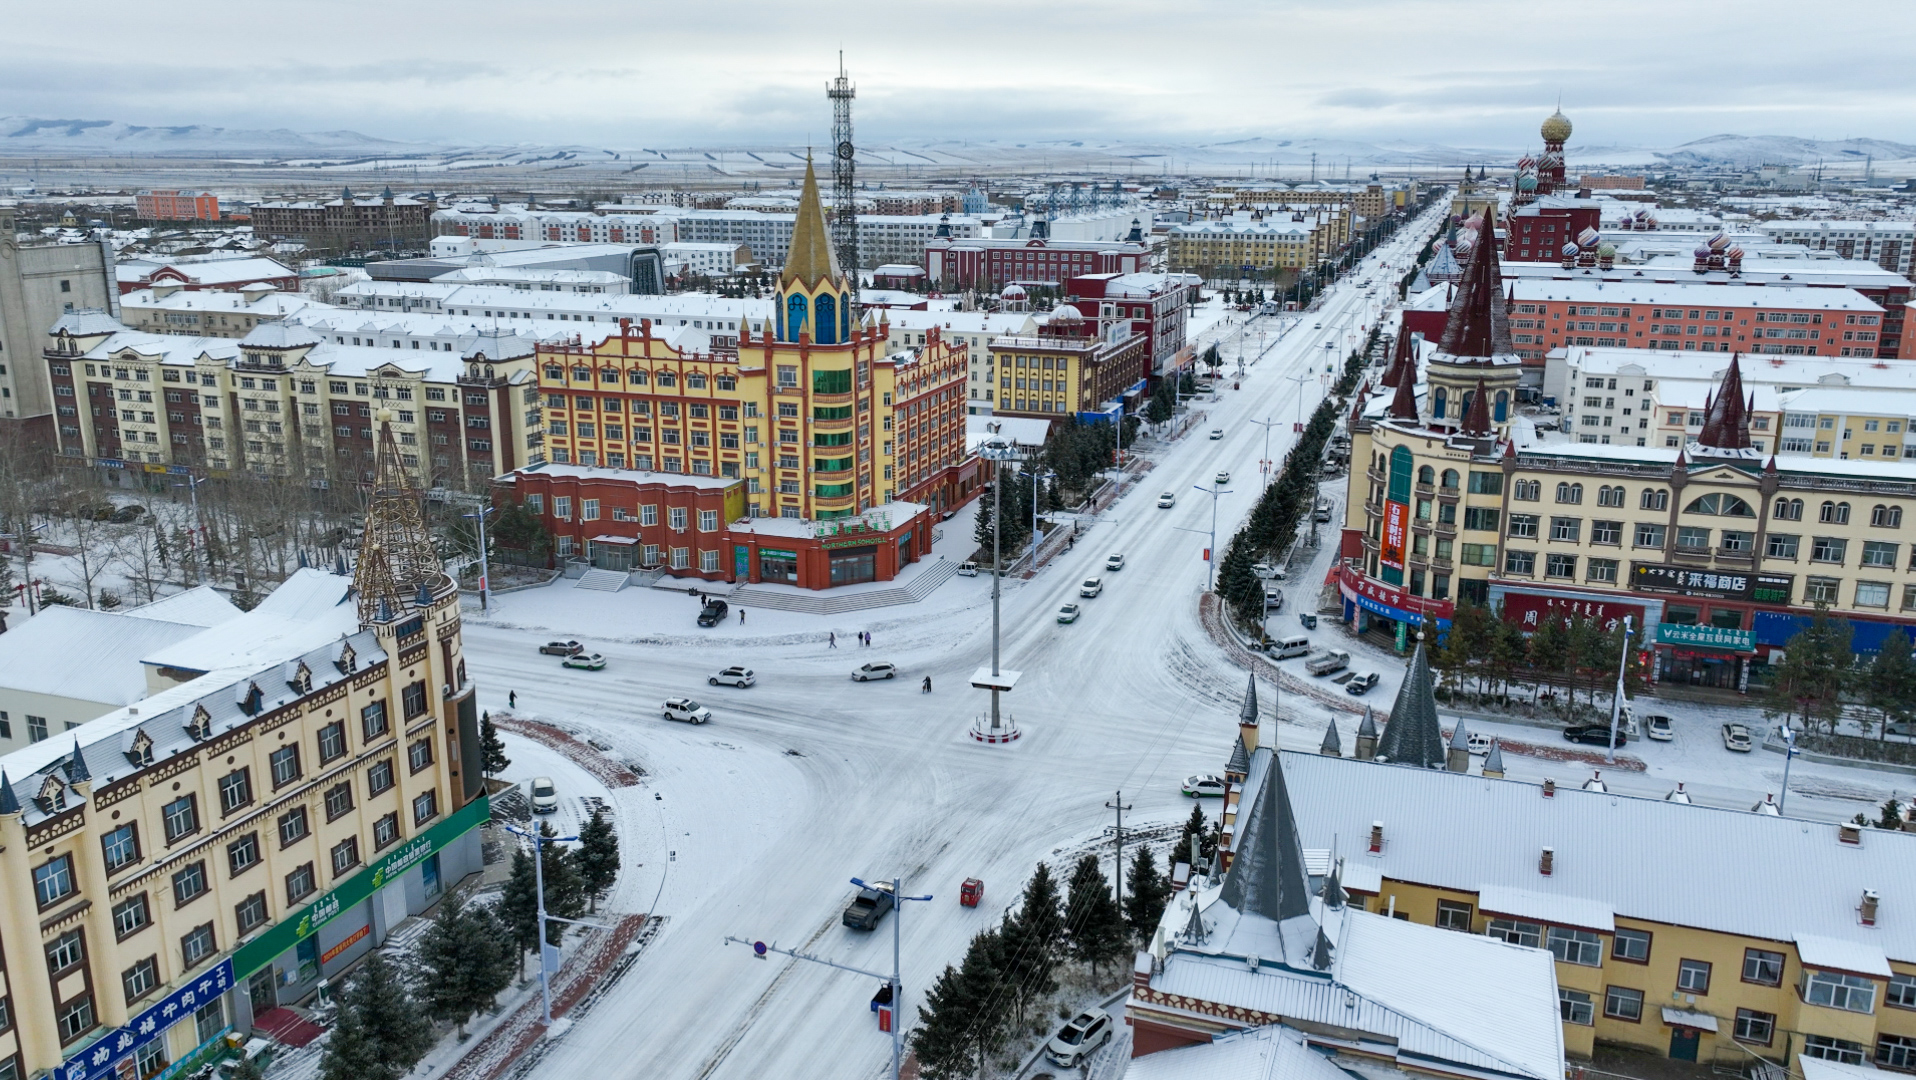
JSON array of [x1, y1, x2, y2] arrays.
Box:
[[7, 0, 1914, 151]]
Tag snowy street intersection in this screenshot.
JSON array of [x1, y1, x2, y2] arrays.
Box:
[[451, 213, 1898, 1080]]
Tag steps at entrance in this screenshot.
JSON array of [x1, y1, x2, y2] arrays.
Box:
[[729, 556, 961, 615], [573, 568, 628, 593]]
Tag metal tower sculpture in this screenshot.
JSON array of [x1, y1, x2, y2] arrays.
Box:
[[352, 409, 443, 625], [828, 54, 860, 319]]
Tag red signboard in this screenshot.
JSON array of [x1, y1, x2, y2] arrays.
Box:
[[1380, 501, 1409, 571], [1498, 590, 1645, 634], [1337, 564, 1456, 622]]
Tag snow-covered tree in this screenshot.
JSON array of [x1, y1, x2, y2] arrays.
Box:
[[576, 809, 619, 913], [1125, 844, 1169, 938], [479, 715, 510, 779], [1063, 854, 1129, 980], [417, 891, 515, 1037], [322, 952, 431, 1080]]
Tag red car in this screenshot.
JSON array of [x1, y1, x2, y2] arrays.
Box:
[[960, 879, 984, 907]]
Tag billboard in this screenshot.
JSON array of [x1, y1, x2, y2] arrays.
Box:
[[1380, 501, 1409, 571]]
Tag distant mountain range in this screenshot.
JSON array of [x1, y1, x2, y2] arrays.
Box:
[[1, 115, 1910, 175]]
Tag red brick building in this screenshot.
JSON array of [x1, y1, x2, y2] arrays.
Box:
[[923, 236, 1150, 292], [135, 190, 221, 222]]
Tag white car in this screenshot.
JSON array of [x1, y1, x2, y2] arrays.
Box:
[[1722, 723, 1753, 752], [852, 662, 898, 682], [1057, 603, 1081, 624], [1208, 429, 1224, 440], [1183, 774, 1226, 798], [1466, 732, 1495, 755], [529, 776, 558, 814], [709, 666, 756, 688], [1046, 1009, 1115, 1069], [1253, 562, 1287, 580], [1215, 470, 1231, 485], [662, 698, 712, 724], [1080, 578, 1103, 598], [1105, 553, 1125, 571], [1646, 715, 1675, 741], [1157, 492, 1176, 508], [955, 561, 979, 577]]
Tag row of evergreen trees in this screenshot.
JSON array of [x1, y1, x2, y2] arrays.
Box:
[[914, 825, 1221, 1079], [972, 416, 1146, 562], [1760, 612, 1916, 738], [1431, 602, 1645, 718], [317, 811, 619, 1080]]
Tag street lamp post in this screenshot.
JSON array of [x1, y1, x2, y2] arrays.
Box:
[[1605, 616, 1633, 765], [502, 824, 606, 1034], [462, 505, 496, 613], [1250, 415, 1278, 486], [172, 474, 208, 585], [1778, 723, 1799, 814], [978, 434, 1025, 736], [1189, 481, 1232, 592], [1028, 467, 1055, 563]]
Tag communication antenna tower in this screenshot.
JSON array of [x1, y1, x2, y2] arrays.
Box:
[[828, 54, 860, 318], [352, 409, 443, 625]]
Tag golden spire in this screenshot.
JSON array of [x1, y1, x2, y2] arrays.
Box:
[[781, 155, 842, 292]]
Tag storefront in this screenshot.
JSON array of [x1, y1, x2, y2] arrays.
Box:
[[726, 503, 932, 591], [1338, 564, 1454, 650], [1489, 583, 1655, 635], [1654, 623, 1756, 690]]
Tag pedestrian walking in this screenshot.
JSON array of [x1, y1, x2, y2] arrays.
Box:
[[739, 608, 746, 624], [922, 676, 932, 693], [829, 631, 837, 648], [509, 690, 517, 709]]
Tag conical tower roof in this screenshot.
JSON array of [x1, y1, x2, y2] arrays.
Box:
[[0, 770, 17, 815], [1387, 364, 1420, 421], [1484, 739, 1506, 775], [1382, 328, 1415, 388], [1218, 753, 1315, 926], [65, 737, 90, 783], [1320, 717, 1342, 755], [1376, 639, 1445, 767], [1698, 354, 1753, 451], [1357, 706, 1377, 738], [1461, 377, 1493, 435], [1239, 673, 1259, 725], [1436, 210, 1513, 360], [781, 156, 843, 293]]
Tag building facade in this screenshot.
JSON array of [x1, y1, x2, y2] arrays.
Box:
[[922, 234, 1151, 292], [0, 209, 117, 440], [1757, 221, 1914, 277], [133, 192, 221, 223], [249, 190, 437, 255], [987, 319, 1150, 420], [114, 259, 299, 297]]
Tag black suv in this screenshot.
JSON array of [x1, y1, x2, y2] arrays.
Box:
[[1563, 725, 1626, 747], [696, 599, 729, 627]]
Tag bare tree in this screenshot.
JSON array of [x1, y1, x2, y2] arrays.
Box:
[[110, 521, 171, 605]]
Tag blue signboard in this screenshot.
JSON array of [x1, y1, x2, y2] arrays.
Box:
[[62, 959, 233, 1080], [1752, 611, 1913, 656], [1348, 586, 1452, 631]]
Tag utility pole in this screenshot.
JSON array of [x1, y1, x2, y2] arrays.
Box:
[[1106, 791, 1132, 914], [828, 54, 860, 319], [1192, 481, 1232, 592], [1251, 415, 1278, 486], [1605, 616, 1633, 764], [503, 824, 606, 1035], [462, 505, 495, 613]]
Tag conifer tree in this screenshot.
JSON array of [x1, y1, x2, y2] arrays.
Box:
[[318, 989, 376, 1080], [499, 848, 540, 977], [417, 891, 516, 1037], [576, 809, 619, 913], [537, 821, 586, 944], [911, 964, 974, 1079], [323, 952, 431, 1080], [1004, 862, 1065, 1027], [1063, 855, 1129, 980], [479, 716, 510, 778], [1124, 844, 1169, 938]]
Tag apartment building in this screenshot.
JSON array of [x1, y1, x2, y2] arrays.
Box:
[[0, 207, 117, 437], [1166, 209, 1348, 276], [43, 317, 538, 491], [115, 258, 298, 298], [1757, 221, 1914, 276], [0, 553, 483, 1080], [116, 286, 324, 339], [987, 315, 1150, 420], [133, 191, 221, 223], [249, 189, 436, 254]]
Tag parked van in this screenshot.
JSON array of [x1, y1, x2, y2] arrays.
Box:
[[1268, 635, 1312, 659]]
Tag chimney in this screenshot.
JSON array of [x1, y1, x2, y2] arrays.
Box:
[[1543, 778, 1557, 798], [1840, 822, 1863, 845], [1862, 890, 1880, 927], [1540, 847, 1555, 876], [1133, 951, 1155, 992], [1368, 820, 1384, 854]]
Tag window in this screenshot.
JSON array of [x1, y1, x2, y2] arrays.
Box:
[[112, 894, 151, 939], [1463, 507, 1500, 531], [1808, 576, 1841, 604], [1468, 471, 1503, 495], [1635, 523, 1667, 549], [1735, 1008, 1775, 1046], [1888, 973, 1916, 1009], [1805, 970, 1877, 1013], [1597, 485, 1625, 507], [374, 812, 401, 850], [1505, 549, 1536, 575], [1508, 513, 1539, 539], [1767, 533, 1800, 559], [1864, 541, 1900, 568], [271, 745, 301, 788], [1812, 536, 1848, 563], [1676, 526, 1711, 550], [363, 699, 390, 740], [318, 720, 346, 763], [1546, 553, 1578, 579], [1559, 988, 1595, 1026], [1640, 488, 1669, 511], [278, 806, 309, 847], [1873, 505, 1904, 528], [1604, 985, 1644, 1022], [1858, 581, 1893, 608], [1587, 558, 1619, 583], [181, 922, 216, 968], [1684, 492, 1755, 517], [1591, 520, 1621, 545], [1548, 927, 1604, 966], [1821, 500, 1852, 524], [1555, 482, 1583, 504], [409, 737, 434, 773], [1434, 900, 1473, 931], [1804, 1036, 1867, 1065], [163, 795, 199, 843], [331, 836, 361, 877], [324, 782, 354, 821], [47, 929, 85, 972], [172, 860, 208, 906], [1678, 959, 1712, 994], [1487, 919, 1541, 947], [227, 832, 260, 877], [235, 891, 268, 935], [1550, 517, 1581, 542], [286, 862, 316, 903], [57, 996, 96, 1044], [123, 956, 159, 1005], [1514, 479, 1540, 501], [218, 768, 252, 814], [102, 823, 141, 873], [402, 681, 428, 720], [413, 789, 439, 825], [1613, 928, 1652, 963]]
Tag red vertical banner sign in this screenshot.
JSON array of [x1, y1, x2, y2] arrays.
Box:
[[1380, 501, 1409, 571]]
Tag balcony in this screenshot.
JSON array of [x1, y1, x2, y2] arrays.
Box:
[[1435, 523, 1457, 539], [811, 416, 855, 435], [811, 391, 855, 408]]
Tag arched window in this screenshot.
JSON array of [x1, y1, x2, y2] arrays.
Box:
[[1440, 469, 1460, 490], [1640, 488, 1669, 511], [786, 293, 808, 342], [1872, 504, 1903, 528], [1432, 386, 1447, 418], [1684, 493, 1754, 517], [1514, 479, 1541, 501], [1460, 391, 1474, 419], [1820, 500, 1851, 525], [1417, 465, 1435, 485], [815, 293, 838, 345], [1773, 497, 1802, 521], [1494, 390, 1509, 422], [1556, 482, 1583, 504]]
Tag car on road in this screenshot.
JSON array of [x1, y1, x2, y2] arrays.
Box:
[[696, 599, 729, 627], [1080, 578, 1103, 598], [562, 652, 607, 671], [1209, 429, 1224, 440], [1157, 492, 1176, 508], [1046, 1009, 1115, 1069], [1105, 553, 1125, 571], [1466, 732, 1495, 755], [1313, 322, 1323, 329], [1344, 672, 1380, 695], [1645, 715, 1675, 741], [661, 698, 712, 724], [709, 666, 756, 687], [1563, 725, 1626, 747], [1253, 562, 1287, 580], [1057, 603, 1081, 624], [956, 560, 979, 577], [1305, 650, 1350, 676], [1722, 723, 1754, 752], [843, 882, 895, 930], [529, 777, 558, 815], [852, 662, 898, 682], [1215, 470, 1231, 485], [539, 640, 583, 656], [1182, 774, 1226, 798]]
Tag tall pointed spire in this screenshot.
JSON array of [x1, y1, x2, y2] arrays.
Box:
[[1376, 638, 1446, 768], [1382, 327, 1415, 388], [1239, 673, 1259, 726], [1698, 353, 1753, 451], [1461, 377, 1493, 436], [1436, 210, 1512, 359], [1387, 364, 1420, 421], [1319, 717, 1342, 756], [66, 737, 91, 783], [1218, 754, 1315, 926], [0, 770, 17, 815], [781, 155, 843, 293]]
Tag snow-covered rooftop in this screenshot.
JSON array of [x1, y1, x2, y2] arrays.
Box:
[[0, 608, 211, 706], [140, 569, 357, 676]]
